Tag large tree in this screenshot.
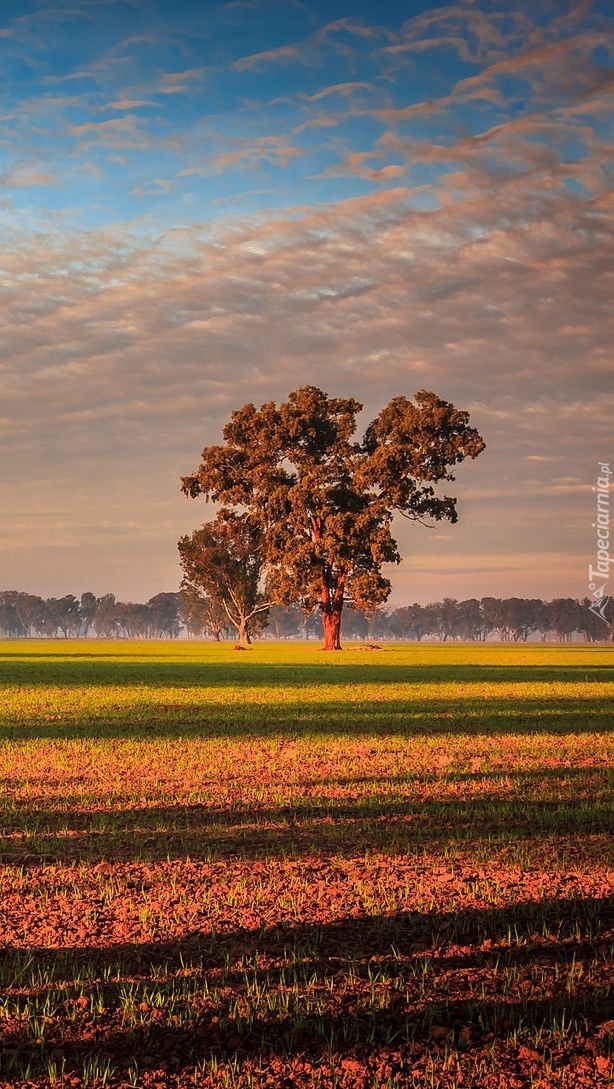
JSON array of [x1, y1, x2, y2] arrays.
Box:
[[182, 386, 485, 650]]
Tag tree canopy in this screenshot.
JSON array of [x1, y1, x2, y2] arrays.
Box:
[[181, 386, 485, 649]]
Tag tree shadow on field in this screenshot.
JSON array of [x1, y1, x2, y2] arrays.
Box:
[[0, 654, 612, 691], [330, 765, 614, 787], [0, 694, 612, 741], [2, 774, 613, 864], [1, 895, 613, 1079]]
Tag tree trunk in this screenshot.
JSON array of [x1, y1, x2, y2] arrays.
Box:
[[322, 608, 342, 650], [236, 618, 251, 647], [320, 568, 345, 650]]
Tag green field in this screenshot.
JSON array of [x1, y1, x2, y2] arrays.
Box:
[[0, 640, 613, 1088]]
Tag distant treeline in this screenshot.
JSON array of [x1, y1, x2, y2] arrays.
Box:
[[0, 590, 610, 642]]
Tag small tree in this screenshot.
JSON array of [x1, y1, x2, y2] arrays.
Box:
[[44, 595, 81, 638], [14, 594, 46, 638], [93, 594, 120, 638], [549, 597, 584, 643], [0, 591, 23, 637], [266, 604, 303, 640], [182, 386, 485, 649], [578, 596, 613, 642], [79, 592, 98, 637], [179, 584, 229, 640], [178, 512, 271, 646], [147, 592, 181, 638]]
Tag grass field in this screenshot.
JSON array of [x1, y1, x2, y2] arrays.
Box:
[[0, 639, 613, 1088]]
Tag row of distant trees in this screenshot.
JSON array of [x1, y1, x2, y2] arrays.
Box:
[[0, 592, 182, 640], [0, 590, 610, 643]]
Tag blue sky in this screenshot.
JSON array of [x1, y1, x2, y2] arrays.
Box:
[[1, 0, 612, 605]]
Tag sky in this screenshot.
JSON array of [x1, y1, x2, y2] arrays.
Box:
[[1, 0, 612, 607]]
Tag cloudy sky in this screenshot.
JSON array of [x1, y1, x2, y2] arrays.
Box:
[[1, 0, 612, 606]]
